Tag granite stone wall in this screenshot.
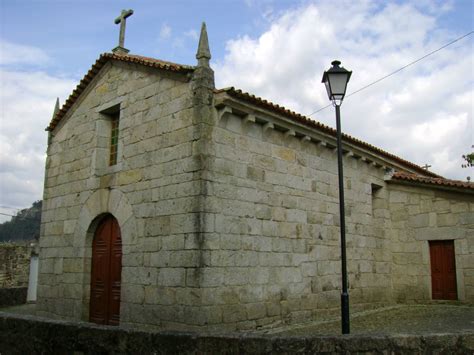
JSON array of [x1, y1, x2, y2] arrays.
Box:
[[387, 184, 474, 302], [197, 111, 393, 330], [37, 61, 204, 327]]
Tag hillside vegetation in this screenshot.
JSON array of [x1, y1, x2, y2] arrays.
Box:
[[0, 201, 42, 242]]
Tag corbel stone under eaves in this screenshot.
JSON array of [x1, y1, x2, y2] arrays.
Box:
[[214, 96, 396, 172]]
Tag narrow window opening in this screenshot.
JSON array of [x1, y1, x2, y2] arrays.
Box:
[[109, 114, 119, 166], [371, 183, 383, 216], [100, 104, 121, 167]]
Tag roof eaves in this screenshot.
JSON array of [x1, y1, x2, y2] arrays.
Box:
[[218, 87, 442, 179], [387, 172, 474, 192]]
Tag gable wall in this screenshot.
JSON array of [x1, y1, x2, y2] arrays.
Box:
[[38, 61, 202, 324]]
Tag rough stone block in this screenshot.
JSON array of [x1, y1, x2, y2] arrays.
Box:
[[144, 216, 170, 237], [175, 288, 202, 306], [272, 146, 295, 162], [389, 191, 408, 203], [162, 235, 185, 250], [199, 268, 224, 287], [158, 268, 185, 287], [117, 169, 142, 185], [286, 209, 307, 223], [460, 212, 474, 225], [222, 304, 247, 323], [121, 284, 145, 304], [247, 166, 265, 182]]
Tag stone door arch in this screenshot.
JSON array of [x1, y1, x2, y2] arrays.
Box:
[[89, 214, 122, 325], [74, 188, 136, 322]]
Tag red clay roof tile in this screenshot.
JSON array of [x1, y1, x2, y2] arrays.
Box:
[[47, 53, 194, 131], [217, 87, 442, 179], [390, 172, 473, 190]]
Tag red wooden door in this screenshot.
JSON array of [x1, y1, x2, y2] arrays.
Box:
[[89, 216, 122, 325], [429, 240, 457, 300]]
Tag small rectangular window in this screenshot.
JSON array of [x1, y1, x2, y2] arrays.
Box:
[[109, 114, 119, 166]]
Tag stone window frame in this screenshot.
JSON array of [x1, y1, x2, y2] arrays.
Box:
[[93, 99, 123, 175]]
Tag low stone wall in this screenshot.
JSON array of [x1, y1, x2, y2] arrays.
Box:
[[0, 287, 27, 306], [0, 312, 472, 354], [0, 243, 31, 288]]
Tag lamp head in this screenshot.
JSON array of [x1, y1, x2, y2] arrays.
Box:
[[322, 60, 352, 105]]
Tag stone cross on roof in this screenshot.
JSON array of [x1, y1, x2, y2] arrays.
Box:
[[112, 9, 134, 55], [422, 164, 432, 170]]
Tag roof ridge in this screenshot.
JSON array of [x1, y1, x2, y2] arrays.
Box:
[[107, 53, 196, 70], [219, 86, 442, 179], [47, 52, 195, 131]]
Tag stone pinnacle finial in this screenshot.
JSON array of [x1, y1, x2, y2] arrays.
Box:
[[52, 97, 60, 119], [196, 22, 211, 67]]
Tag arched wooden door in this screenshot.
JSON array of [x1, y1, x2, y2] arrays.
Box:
[[89, 215, 122, 325]]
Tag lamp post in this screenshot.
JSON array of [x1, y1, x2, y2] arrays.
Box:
[[321, 60, 352, 334]]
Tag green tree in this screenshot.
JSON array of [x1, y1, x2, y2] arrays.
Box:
[[462, 152, 474, 168], [0, 200, 42, 242]]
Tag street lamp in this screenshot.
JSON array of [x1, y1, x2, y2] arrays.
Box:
[[321, 60, 352, 334]]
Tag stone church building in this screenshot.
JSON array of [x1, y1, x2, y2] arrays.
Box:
[[37, 22, 474, 331]]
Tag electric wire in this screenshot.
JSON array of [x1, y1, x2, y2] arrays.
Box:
[[0, 212, 38, 220], [0, 205, 22, 210], [1, 32, 473, 217], [308, 30, 474, 117]]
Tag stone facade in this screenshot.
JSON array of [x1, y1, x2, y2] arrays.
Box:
[[37, 27, 474, 331], [38, 58, 204, 323]]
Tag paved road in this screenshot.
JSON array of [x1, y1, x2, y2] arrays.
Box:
[[267, 304, 474, 336]]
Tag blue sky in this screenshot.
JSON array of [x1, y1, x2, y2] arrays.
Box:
[[0, 0, 473, 221], [2, 1, 471, 74], [1, 0, 284, 74]]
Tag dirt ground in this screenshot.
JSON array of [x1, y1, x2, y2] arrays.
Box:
[[264, 304, 474, 336]]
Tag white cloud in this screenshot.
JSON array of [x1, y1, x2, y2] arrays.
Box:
[[0, 65, 76, 213], [184, 29, 198, 41], [214, 0, 473, 180], [0, 40, 50, 65], [411, 114, 467, 146], [159, 23, 172, 40]]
